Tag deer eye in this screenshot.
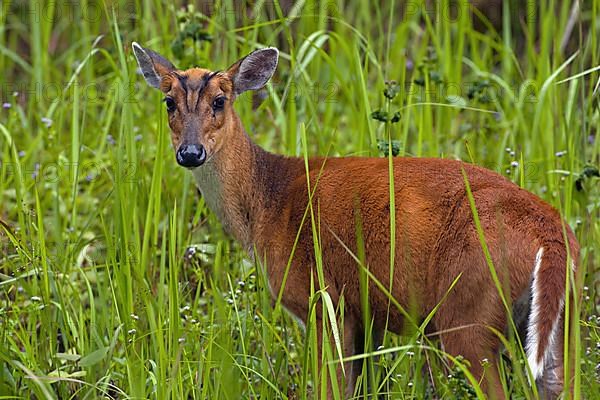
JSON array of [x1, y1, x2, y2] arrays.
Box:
[[164, 97, 176, 113], [212, 96, 226, 111]]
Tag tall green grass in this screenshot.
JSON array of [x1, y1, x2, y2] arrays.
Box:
[[0, 1, 598, 398]]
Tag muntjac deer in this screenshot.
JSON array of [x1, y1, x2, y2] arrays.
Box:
[[132, 43, 579, 399]]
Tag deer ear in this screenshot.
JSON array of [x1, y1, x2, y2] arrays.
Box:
[[227, 47, 279, 96], [132, 42, 175, 89]]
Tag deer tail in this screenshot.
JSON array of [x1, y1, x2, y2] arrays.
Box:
[[525, 242, 576, 381]]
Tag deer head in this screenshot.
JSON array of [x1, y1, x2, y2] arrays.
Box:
[[132, 43, 279, 168]]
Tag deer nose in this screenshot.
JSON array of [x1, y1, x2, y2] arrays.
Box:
[[176, 144, 206, 168]]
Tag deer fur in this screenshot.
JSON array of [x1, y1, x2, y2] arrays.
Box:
[[132, 43, 579, 399]]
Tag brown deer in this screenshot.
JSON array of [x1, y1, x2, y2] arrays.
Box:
[[132, 43, 578, 399]]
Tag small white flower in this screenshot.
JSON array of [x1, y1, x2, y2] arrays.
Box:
[[41, 117, 53, 128]]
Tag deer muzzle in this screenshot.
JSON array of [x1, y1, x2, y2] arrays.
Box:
[[176, 143, 206, 168]]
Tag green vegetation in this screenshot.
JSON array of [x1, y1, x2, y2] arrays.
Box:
[[1, 1, 598, 398]]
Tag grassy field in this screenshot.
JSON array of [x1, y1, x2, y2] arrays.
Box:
[[0, 0, 599, 398]]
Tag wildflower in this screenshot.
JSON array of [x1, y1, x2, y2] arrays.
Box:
[[106, 134, 116, 145], [511, 161, 519, 168], [134, 134, 143, 142], [18, 150, 25, 157], [32, 163, 40, 179], [41, 117, 52, 128], [2, 102, 11, 109], [185, 246, 197, 260], [555, 150, 567, 157]]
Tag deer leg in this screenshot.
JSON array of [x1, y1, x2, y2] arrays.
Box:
[[315, 316, 363, 399], [342, 318, 364, 398], [436, 319, 505, 400]]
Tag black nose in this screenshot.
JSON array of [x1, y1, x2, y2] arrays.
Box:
[[176, 144, 206, 168]]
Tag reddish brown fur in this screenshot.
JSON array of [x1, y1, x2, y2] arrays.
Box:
[[134, 45, 579, 399]]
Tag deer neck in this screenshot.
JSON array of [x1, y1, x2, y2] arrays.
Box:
[[191, 115, 301, 250]]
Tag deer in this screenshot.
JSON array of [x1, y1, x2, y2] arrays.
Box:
[[132, 42, 579, 399]]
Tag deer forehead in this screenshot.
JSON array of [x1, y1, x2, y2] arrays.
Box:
[[162, 68, 233, 98]]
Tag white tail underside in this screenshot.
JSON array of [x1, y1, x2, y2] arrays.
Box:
[[525, 246, 566, 382], [526, 247, 545, 380]]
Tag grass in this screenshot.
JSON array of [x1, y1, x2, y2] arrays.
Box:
[[0, 0, 599, 398]]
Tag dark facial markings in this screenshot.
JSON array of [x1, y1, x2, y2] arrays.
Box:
[[194, 71, 221, 112], [170, 70, 222, 113], [173, 72, 188, 109]]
